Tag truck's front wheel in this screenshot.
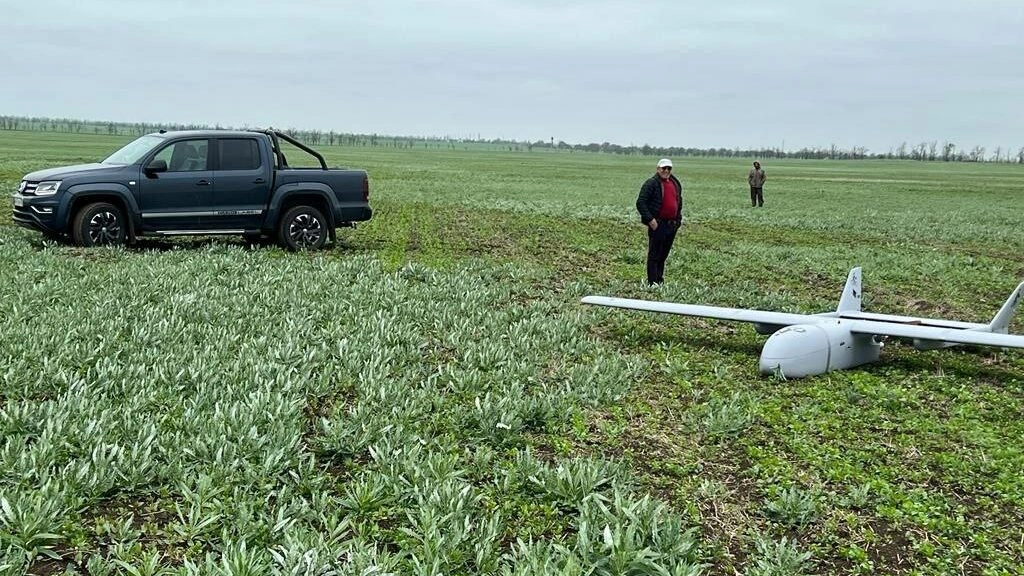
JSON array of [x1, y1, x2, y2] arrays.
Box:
[[72, 202, 127, 247], [278, 205, 328, 251]]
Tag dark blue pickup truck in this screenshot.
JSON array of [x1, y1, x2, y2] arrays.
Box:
[[11, 129, 372, 250]]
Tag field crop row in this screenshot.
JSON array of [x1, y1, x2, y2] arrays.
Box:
[[1, 130, 1023, 574]]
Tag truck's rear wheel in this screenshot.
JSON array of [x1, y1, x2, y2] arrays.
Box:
[[278, 205, 328, 251], [72, 202, 127, 247]]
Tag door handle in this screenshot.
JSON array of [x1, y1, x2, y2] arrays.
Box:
[[253, 178, 266, 184], [196, 180, 211, 186]]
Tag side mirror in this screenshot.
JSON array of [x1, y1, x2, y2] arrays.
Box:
[[145, 159, 168, 174]]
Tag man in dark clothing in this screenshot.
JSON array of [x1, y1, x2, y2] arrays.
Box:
[[748, 161, 766, 207], [636, 158, 684, 286]]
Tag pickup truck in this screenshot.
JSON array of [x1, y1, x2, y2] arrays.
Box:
[[11, 129, 372, 250]]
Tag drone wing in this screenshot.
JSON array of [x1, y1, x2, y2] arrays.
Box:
[[846, 320, 1024, 349], [583, 275, 1024, 354], [581, 296, 817, 327]]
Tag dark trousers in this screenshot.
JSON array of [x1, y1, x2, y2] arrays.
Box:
[[750, 186, 764, 206], [646, 220, 678, 285]]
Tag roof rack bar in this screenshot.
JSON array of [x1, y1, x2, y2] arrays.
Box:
[[260, 129, 328, 170]]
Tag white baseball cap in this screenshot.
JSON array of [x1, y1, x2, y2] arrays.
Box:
[[657, 158, 673, 168]]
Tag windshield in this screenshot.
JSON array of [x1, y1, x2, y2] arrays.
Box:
[[102, 135, 166, 165]]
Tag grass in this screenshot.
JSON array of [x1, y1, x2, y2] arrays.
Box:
[[1, 129, 1023, 575]]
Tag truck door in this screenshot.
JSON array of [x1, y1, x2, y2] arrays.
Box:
[[210, 137, 271, 230], [137, 138, 213, 231]]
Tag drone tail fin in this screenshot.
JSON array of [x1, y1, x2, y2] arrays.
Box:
[[989, 280, 1024, 333], [836, 267, 862, 313]]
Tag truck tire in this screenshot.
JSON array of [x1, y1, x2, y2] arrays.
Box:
[[72, 202, 127, 247], [278, 205, 328, 251]]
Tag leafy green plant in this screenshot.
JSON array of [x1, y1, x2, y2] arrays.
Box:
[[573, 490, 703, 575], [842, 483, 873, 510], [0, 494, 66, 564], [764, 486, 820, 528], [534, 458, 628, 508], [701, 392, 754, 437], [747, 535, 813, 576]]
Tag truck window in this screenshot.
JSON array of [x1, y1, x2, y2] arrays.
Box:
[[218, 139, 261, 171], [153, 139, 210, 172], [103, 135, 165, 165]]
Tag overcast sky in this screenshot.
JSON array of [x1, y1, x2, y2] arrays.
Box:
[[3, 0, 1023, 153]]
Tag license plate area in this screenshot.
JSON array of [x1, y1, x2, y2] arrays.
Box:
[[13, 195, 24, 207]]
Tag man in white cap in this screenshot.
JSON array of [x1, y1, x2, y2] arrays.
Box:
[[635, 158, 684, 285]]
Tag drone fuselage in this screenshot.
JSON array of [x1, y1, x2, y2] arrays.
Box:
[[759, 321, 881, 377]]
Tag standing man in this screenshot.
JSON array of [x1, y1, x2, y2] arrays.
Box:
[[748, 161, 766, 207], [636, 158, 684, 286]]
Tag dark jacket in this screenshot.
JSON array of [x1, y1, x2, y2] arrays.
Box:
[[748, 168, 766, 187], [636, 173, 684, 225]]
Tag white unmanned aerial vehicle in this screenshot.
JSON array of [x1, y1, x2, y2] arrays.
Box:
[[582, 268, 1024, 378]]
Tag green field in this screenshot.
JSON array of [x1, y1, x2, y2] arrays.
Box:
[[1, 130, 1023, 575]]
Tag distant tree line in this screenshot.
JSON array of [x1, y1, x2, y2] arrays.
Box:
[[2, 114, 1022, 164]]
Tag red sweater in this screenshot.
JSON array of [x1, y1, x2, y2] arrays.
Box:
[[657, 179, 678, 220]]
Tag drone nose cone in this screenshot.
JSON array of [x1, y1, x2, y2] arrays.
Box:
[[759, 324, 830, 378]]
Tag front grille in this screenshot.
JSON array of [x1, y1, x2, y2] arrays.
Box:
[[20, 181, 39, 195]]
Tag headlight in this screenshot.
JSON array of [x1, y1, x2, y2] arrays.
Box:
[[34, 181, 62, 196]]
